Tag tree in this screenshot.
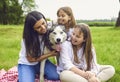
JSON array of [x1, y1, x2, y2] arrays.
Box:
[[20, 0, 36, 15], [115, 0, 120, 27], [0, 1, 9, 24], [0, 0, 23, 24], [0, 0, 36, 24]]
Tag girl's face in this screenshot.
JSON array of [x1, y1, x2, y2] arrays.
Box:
[[57, 9, 71, 25], [71, 28, 85, 47], [34, 18, 47, 34]]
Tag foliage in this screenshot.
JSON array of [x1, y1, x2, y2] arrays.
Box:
[[87, 22, 115, 26], [0, 0, 36, 25], [0, 0, 23, 24], [76, 20, 116, 26], [20, 0, 36, 15], [0, 25, 120, 81]]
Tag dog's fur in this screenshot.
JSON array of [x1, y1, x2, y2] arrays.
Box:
[[40, 25, 67, 82]]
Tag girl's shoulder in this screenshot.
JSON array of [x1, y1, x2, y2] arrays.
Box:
[[61, 40, 72, 47]]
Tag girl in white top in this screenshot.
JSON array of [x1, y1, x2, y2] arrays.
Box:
[[58, 23, 115, 82], [18, 11, 59, 82]]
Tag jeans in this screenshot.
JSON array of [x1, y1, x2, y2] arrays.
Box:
[[18, 60, 59, 82]]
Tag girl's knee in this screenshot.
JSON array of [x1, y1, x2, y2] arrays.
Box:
[[109, 65, 115, 75], [100, 65, 115, 75], [60, 71, 71, 81], [60, 70, 88, 82]]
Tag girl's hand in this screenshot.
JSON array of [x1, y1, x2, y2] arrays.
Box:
[[86, 71, 95, 79], [82, 71, 95, 80], [49, 50, 59, 56], [26, 55, 37, 62], [26, 50, 59, 62], [88, 76, 100, 82]]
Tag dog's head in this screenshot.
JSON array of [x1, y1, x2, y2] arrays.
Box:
[[46, 25, 67, 51], [49, 25, 67, 44]]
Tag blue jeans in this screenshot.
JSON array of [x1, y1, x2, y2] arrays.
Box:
[[18, 60, 59, 82]]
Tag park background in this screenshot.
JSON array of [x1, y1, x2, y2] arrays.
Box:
[[0, 0, 120, 82]]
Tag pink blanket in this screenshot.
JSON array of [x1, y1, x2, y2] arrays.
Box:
[[0, 66, 18, 82], [0, 66, 60, 82]]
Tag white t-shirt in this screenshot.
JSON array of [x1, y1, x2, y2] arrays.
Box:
[[18, 35, 44, 65], [57, 41, 100, 75]]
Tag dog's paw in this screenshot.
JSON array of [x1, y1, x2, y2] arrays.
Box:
[[40, 79, 44, 82], [40, 76, 44, 82]]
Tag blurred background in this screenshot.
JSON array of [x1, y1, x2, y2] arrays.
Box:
[[0, 0, 120, 27]]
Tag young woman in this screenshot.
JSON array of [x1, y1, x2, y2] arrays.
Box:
[[58, 23, 115, 82], [18, 11, 59, 82]]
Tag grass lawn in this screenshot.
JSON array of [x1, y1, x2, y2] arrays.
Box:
[[0, 25, 120, 82]]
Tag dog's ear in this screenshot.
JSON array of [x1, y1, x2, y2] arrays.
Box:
[[49, 26, 55, 32], [51, 20, 58, 26], [47, 20, 58, 30]]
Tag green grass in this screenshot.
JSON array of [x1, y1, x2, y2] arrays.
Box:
[[90, 27, 120, 82], [0, 25, 120, 82], [0, 25, 23, 69]]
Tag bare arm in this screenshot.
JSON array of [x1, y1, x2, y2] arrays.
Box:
[[26, 50, 58, 62], [70, 67, 98, 81], [70, 66, 88, 79]]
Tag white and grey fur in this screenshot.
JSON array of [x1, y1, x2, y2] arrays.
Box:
[[40, 24, 67, 82]]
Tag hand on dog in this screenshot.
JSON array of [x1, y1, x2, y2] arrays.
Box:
[[50, 50, 59, 56], [26, 55, 37, 62]]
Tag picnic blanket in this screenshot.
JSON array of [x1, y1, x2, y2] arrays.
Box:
[[0, 66, 60, 82], [0, 66, 18, 82]]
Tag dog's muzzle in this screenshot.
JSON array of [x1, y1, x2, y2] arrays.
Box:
[[56, 38, 61, 43]]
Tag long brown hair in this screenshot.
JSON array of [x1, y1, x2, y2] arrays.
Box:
[[72, 23, 93, 70], [23, 11, 47, 58], [57, 6, 76, 28]]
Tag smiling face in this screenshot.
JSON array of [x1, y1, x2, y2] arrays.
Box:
[[49, 25, 67, 45], [57, 9, 71, 25], [33, 18, 47, 34], [71, 27, 85, 48]]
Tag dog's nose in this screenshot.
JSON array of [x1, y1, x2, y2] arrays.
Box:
[[57, 38, 61, 42]]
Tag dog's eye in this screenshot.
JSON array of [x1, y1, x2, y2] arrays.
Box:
[[53, 32, 56, 34], [60, 32, 63, 34]]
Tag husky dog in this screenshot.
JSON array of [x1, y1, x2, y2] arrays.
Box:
[[40, 25, 67, 82]]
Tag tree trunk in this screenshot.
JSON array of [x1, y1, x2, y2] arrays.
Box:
[[115, 0, 120, 27], [115, 11, 120, 27], [3, 1, 8, 24]]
